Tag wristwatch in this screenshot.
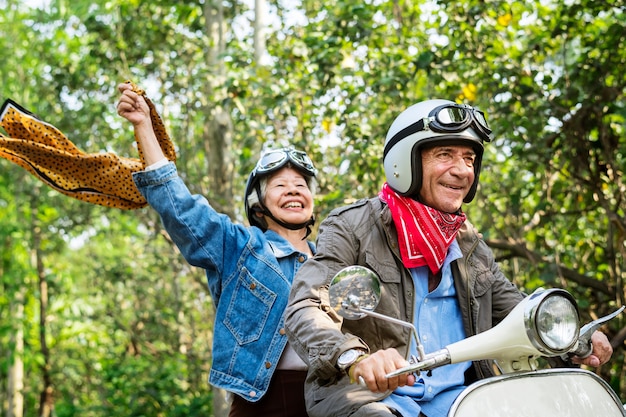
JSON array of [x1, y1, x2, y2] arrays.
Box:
[[337, 349, 367, 371]]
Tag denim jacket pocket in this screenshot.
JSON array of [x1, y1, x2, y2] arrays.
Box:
[[224, 267, 277, 345]]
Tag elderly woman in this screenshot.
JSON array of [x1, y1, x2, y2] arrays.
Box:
[[117, 82, 317, 417]]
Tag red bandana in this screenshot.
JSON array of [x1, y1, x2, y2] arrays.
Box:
[[379, 182, 466, 273]]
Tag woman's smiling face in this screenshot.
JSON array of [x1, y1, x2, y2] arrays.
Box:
[[261, 166, 314, 231]]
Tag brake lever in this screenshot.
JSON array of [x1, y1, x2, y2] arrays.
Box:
[[569, 306, 624, 358]]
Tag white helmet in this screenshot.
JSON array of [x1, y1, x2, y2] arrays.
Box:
[[383, 99, 493, 203]]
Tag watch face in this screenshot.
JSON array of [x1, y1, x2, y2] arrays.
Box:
[[338, 349, 360, 368]]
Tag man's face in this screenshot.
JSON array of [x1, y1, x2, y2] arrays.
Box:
[[419, 144, 476, 213]]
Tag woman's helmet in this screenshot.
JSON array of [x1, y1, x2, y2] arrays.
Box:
[[244, 147, 318, 232], [383, 99, 493, 203]]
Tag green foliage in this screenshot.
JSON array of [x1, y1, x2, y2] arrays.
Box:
[[1, 0, 625, 414], [54, 354, 212, 417]]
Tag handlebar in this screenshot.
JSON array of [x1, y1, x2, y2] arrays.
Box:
[[385, 349, 451, 378], [386, 306, 625, 379]]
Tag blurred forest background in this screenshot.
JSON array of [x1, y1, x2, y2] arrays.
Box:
[[0, 0, 624, 416]]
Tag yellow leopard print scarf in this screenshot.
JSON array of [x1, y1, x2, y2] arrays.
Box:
[[0, 81, 175, 209]]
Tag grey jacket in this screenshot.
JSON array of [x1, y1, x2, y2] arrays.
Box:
[[285, 197, 524, 417]]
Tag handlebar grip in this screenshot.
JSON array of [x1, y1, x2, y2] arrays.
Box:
[[569, 339, 593, 359], [569, 306, 624, 359]]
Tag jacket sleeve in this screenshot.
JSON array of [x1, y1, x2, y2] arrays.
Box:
[[133, 162, 250, 298], [285, 204, 370, 381]]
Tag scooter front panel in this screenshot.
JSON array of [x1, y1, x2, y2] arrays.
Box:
[[448, 368, 625, 417]]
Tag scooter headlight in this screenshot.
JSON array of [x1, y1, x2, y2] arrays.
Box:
[[525, 289, 579, 354]]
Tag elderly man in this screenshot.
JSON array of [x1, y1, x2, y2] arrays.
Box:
[[285, 99, 612, 417]]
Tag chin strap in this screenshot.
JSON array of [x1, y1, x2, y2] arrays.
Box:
[[252, 181, 315, 239], [254, 204, 315, 240]]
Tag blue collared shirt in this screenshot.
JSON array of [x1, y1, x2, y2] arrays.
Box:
[[133, 162, 314, 401], [382, 240, 470, 416]]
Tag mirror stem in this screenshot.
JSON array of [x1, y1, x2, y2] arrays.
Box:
[[359, 309, 426, 361]]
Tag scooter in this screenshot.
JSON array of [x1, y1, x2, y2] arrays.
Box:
[[328, 265, 626, 417]]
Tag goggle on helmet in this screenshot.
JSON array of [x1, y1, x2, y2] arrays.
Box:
[[244, 147, 318, 231], [383, 99, 493, 203]]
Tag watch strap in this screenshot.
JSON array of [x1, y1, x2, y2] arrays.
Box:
[[348, 354, 370, 384]]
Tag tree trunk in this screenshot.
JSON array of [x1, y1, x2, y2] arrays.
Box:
[[7, 289, 24, 417], [201, 0, 235, 217], [201, 2, 235, 416], [212, 388, 230, 417], [254, 0, 268, 63], [31, 199, 54, 417]]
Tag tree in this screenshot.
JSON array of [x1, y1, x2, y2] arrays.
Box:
[[1, 0, 625, 415]]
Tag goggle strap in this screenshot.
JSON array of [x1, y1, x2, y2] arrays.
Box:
[[383, 118, 428, 159]]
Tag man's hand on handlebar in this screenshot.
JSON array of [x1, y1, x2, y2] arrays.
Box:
[[572, 330, 613, 367], [349, 348, 416, 393]]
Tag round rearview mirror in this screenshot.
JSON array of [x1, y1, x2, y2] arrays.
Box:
[[328, 265, 381, 320]]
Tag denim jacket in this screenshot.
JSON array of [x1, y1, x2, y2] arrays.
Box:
[[133, 162, 314, 402]]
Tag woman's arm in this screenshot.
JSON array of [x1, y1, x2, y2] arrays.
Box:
[[116, 82, 166, 166]]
